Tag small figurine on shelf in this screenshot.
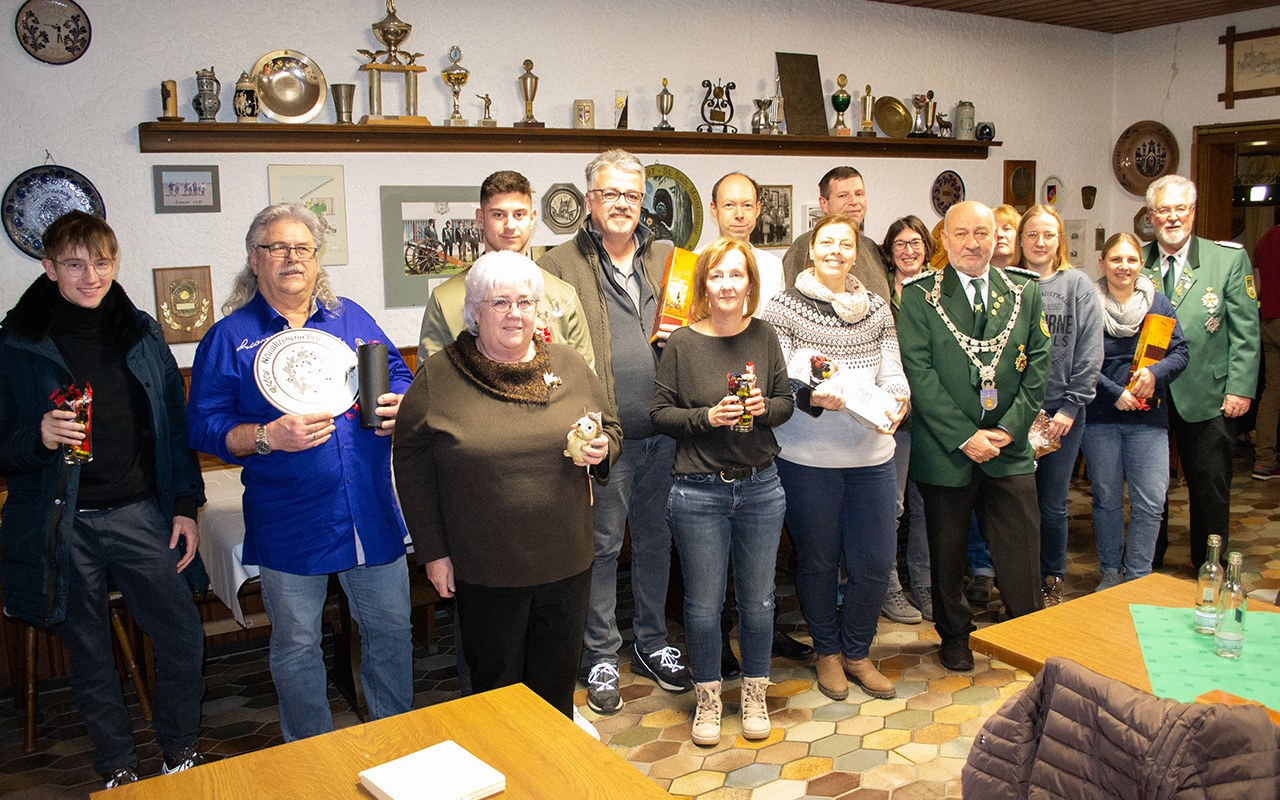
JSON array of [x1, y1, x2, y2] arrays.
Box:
[[697, 78, 736, 133], [476, 93, 496, 127]]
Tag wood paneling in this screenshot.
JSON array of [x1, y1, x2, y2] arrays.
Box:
[[866, 0, 1280, 34]]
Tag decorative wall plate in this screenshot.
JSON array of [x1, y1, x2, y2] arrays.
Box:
[[3, 164, 105, 259], [542, 183, 584, 235], [930, 170, 965, 217], [15, 0, 90, 65], [253, 328, 358, 416], [1112, 121, 1179, 197], [873, 96, 912, 139], [1041, 175, 1064, 206], [644, 164, 703, 251], [251, 49, 327, 124], [1003, 160, 1036, 214]]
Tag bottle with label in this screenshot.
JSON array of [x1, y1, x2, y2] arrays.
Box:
[[1213, 551, 1245, 659], [1193, 534, 1224, 634]]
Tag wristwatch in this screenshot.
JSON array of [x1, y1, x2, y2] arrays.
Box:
[[254, 423, 273, 455]]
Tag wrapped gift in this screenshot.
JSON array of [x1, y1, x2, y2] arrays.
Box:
[[650, 247, 698, 343], [1128, 313, 1175, 390]]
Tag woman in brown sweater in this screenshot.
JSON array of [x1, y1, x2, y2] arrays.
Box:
[[393, 251, 621, 718]]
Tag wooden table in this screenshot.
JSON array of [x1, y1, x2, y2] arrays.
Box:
[[970, 572, 1280, 692], [90, 684, 672, 800]]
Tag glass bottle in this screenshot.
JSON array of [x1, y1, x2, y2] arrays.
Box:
[[1193, 534, 1223, 634], [1213, 552, 1245, 659]]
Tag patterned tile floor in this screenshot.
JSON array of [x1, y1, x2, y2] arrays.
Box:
[[1, 447, 1275, 799]]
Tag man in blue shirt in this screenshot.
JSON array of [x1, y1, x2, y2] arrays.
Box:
[[187, 203, 414, 741]]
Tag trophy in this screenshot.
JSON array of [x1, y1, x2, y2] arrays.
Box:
[[751, 99, 773, 135], [771, 74, 785, 134], [908, 90, 937, 137], [654, 78, 674, 131], [440, 45, 470, 126], [513, 59, 544, 128], [476, 93, 496, 127], [696, 79, 736, 133], [830, 73, 852, 136], [858, 83, 875, 137], [615, 91, 629, 129], [357, 0, 429, 124]]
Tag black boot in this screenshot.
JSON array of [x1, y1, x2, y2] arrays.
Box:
[[772, 628, 815, 661]]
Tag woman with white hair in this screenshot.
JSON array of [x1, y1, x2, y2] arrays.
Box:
[[394, 251, 621, 717]]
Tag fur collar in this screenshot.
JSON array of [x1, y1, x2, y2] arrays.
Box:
[[445, 331, 552, 404], [2, 276, 141, 351]]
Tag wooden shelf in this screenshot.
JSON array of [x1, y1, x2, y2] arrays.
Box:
[[137, 121, 1000, 159]]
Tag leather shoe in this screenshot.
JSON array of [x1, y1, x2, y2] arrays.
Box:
[[965, 575, 993, 605], [940, 642, 974, 671], [842, 656, 895, 699], [772, 629, 815, 661], [814, 654, 848, 700]]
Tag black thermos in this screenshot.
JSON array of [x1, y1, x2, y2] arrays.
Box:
[[358, 343, 390, 429]]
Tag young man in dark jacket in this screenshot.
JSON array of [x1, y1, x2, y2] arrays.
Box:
[[0, 211, 206, 788]]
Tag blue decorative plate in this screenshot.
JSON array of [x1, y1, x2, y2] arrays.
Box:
[[930, 170, 965, 217], [3, 165, 106, 259]]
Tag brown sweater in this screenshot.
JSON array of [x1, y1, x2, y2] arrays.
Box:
[[393, 337, 621, 588]]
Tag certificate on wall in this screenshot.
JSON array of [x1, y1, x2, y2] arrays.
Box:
[[267, 165, 349, 266]]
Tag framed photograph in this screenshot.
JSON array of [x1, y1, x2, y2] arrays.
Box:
[[750, 185, 793, 249], [1003, 160, 1036, 214], [800, 204, 823, 232], [381, 185, 480, 308], [152, 165, 220, 214], [268, 165, 348, 266], [152, 266, 215, 344], [1219, 25, 1280, 108], [1133, 207, 1155, 242]]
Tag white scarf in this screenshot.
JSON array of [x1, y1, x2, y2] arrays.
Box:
[[796, 268, 871, 325], [1096, 273, 1155, 338]]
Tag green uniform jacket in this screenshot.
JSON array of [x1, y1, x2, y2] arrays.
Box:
[[1141, 237, 1260, 423], [898, 265, 1050, 486], [418, 265, 596, 372]]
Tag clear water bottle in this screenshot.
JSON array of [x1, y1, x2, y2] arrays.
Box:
[[1193, 534, 1224, 634], [1213, 552, 1245, 659]]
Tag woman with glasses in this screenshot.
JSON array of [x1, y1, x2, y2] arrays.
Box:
[[1016, 205, 1103, 606], [394, 251, 620, 718], [652, 237, 794, 746]]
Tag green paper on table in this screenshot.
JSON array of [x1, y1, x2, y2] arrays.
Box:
[[1131, 604, 1280, 709]]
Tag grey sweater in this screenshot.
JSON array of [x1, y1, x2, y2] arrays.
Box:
[[1037, 268, 1103, 421]]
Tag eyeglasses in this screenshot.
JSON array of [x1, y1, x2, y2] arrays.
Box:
[[1022, 231, 1058, 243], [484, 297, 537, 313], [1151, 204, 1192, 219], [257, 243, 318, 259], [54, 259, 114, 277], [588, 189, 644, 205], [892, 238, 925, 251]]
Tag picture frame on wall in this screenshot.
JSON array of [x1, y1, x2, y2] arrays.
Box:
[[1218, 25, 1280, 109], [268, 164, 349, 266], [750, 185, 793, 249], [152, 165, 220, 214], [152, 266, 215, 345], [1003, 160, 1036, 213], [800, 204, 823, 232], [380, 185, 481, 308]]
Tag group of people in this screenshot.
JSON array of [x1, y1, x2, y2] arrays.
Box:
[[0, 148, 1264, 783]]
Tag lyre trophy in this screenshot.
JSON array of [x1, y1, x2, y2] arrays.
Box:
[[357, 0, 429, 125], [696, 79, 736, 133], [830, 73, 852, 136], [440, 45, 469, 126], [513, 59, 544, 128], [858, 84, 876, 137], [654, 78, 674, 131]]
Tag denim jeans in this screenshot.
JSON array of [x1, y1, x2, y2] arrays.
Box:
[[585, 434, 676, 664], [888, 430, 930, 597], [668, 463, 785, 683], [259, 555, 413, 741], [1036, 408, 1087, 578], [778, 458, 897, 660], [967, 516, 994, 578], [60, 499, 205, 774], [1081, 423, 1169, 578]]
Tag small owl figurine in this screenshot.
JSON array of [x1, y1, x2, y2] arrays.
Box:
[[565, 411, 602, 460]]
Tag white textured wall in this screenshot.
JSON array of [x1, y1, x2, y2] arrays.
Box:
[[0, 0, 1275, 365]]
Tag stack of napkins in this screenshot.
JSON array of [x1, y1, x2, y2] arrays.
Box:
[[359, 740, 505, 800]]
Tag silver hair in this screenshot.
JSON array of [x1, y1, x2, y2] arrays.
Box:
[[222, 202, 340, 315], [585, 149, 645, 191], [461, 250, 546, 334], [1145, 175, 1197, 209]]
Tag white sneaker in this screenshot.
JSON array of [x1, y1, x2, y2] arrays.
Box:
[[572, 707, 601, 741]]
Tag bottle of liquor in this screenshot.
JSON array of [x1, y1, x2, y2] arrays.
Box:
[[1213, 552, 1245, 659], [1193, 534, 1224, 634]]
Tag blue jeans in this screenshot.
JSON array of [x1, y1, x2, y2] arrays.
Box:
[[888, 430, 930, 596], [1081, 423, 1169, 578], [1036, 408, 1087, 578], [668, 464, 785, 683], [585, 434, 676, 664], [259, 555, 413, 741], [967, 516, 994, 578], [778, 458, 897, 660]]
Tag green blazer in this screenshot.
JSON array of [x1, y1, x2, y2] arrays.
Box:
[[898, 265, 1050, 486], [1141, 236, 1260, 423]]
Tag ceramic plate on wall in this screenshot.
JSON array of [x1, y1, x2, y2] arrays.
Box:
[[930, 170, 965, 217], [1113, 121, 1179, 197], [3, 165, 105, 259], [251, 49, 327, 124], [254, 328, 358, 416], [15, 0, 90, 65], [542, 183, 584, 235], [873, 96, 912, 139]]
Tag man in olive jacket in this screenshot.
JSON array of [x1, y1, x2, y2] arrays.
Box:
[[1140, 175, 1260, 567], [898, 201, 1050, 672]]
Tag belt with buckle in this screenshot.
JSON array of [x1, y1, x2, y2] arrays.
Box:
[[719, 460, 771, 483]]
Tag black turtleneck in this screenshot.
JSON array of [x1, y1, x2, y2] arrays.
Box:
[[49, 293, 156, 510]]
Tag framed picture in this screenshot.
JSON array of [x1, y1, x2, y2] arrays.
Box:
[[381, 185, 481, 308], [750, 185, 793, 249], [152, 165, 220, 214], [152, 266, 215, 344], [268, 165, 349, 266], [1218, 25, 1280, 108], [1003, 160, 1036, 214], [644, 164, 703, 251], [800, 204, 823, 232], [1133, 207, 1155, 242]]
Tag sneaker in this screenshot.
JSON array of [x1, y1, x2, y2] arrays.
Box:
[[740, 676, 772, 740], [1042, 575, 1064, 607], [1254, 464, 1280, 481], [586, 662, 623, 714], [910, 589, 933, 622], [966, 575, 994, 605], [881, 589, 923, 624], [1096, 570, 1124, 592], [631, 642, 693, 693], [692, 681, 723, 746], [162, 745, 205, 775], [102, 766, 139, 789], [572, 707, 601, 741]]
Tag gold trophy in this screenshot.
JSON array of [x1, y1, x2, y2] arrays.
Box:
[[858, 83, 876, 138], [357, 0, 429, 124], [830, 74, 852, 136], [654, 78, 674, 131], [513, 59, 544, 128], [440, 45, 470, 126]]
